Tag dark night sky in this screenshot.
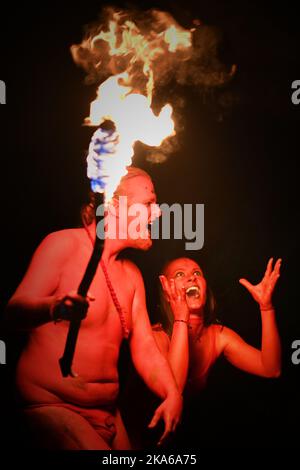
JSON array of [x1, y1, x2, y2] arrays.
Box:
[[0, 0, 299, 452]]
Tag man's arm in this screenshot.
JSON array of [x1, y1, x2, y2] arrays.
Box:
[[127, 262, 182, 445], [4, 230, 79, 330]]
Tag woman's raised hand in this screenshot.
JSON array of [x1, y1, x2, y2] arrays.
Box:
[[159, 275, 190, 321], [239, 257, 281, 310]]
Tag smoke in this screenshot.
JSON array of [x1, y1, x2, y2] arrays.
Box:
[[72, 7, 234, 88]]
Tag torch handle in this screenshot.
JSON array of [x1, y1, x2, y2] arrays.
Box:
[[59, 193, 104, 377], [59, 319, 81, 377]]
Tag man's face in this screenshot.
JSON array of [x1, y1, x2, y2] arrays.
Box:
[[117, 175, 161, 250]]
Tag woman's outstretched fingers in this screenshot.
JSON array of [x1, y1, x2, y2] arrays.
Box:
[[265, 257, 274, 277], [274, 258, 282, 274], [239, 278, 254, 293], [270, 259, 282, 281]]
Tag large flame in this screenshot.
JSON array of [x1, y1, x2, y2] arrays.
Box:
[[75, 10, 193, 200], [88, 72, 175, 146]]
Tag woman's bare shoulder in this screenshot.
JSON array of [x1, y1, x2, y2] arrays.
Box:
[[210, 323, 241, 355], [209, 323, 229, 356], [210, 323, 225, 334]]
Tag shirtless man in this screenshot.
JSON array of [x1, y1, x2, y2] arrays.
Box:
[[5, 167, 182, 450]]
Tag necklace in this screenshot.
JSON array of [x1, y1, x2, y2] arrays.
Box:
[[83, 223, 130, 339], [189, 320, 205, 343]]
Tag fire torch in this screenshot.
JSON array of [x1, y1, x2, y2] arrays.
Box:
[[59, 120, 117, 377]]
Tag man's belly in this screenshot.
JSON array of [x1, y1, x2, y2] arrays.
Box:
[[16, 325, 121, 407]]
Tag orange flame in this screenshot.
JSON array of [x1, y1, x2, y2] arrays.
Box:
[[88, 11, 192, 103], [72, 10, 193, 198], [87, 72, 175, 200], [164, 25, 192, 52]]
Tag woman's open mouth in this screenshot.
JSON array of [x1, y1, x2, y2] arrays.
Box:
[[185, 286, 200, 298]]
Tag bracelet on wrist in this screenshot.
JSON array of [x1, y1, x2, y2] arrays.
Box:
[[260, 305, 275, 311], [174, 319, 189, 325]]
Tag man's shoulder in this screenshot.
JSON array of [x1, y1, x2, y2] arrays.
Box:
[[121, 259, 144, 290], [44, 227, 81, 241], [121, 259, 141, 277], [39, 228, 82, 253]]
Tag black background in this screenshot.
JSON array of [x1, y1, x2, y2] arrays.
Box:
[[0, 0, 299, 452]]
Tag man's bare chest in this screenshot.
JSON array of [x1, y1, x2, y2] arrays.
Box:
[[56, 251, 135, 332]]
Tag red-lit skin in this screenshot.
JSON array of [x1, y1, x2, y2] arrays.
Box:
[[5, 175, 182, 449], [157, 257, 282, 394]]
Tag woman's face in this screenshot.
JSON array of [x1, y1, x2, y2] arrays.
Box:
[[164, 258, 207, 313]]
